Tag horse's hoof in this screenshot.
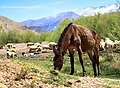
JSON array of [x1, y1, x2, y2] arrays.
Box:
[[98, 73, 101, 77], [83, 72, 86, 77], [70, 73, 73, 75], [82, 74, 86, 77], [50, 70, 59, 75], [94, 74, 97, 77]]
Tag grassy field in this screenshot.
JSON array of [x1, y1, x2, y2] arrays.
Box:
[[7, 51, 120, 87]]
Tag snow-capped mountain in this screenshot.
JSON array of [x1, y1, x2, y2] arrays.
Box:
[[74, 5, 119, 16], [20, 4, 119, 32]]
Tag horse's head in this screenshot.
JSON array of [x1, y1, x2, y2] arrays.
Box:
[[53, 46, 63, 71]]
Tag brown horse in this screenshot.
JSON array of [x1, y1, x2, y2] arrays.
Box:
[[53, 23, 101, 77]]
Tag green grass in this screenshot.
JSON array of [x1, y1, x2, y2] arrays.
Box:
[[103, 78, 120, 88], [10, 52, 120, 87], [12, 57, 78, 86]]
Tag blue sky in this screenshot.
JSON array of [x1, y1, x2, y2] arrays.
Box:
[[0, 0, 117, 22]]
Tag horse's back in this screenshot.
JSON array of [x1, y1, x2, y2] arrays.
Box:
[[71, 24, 100, 52]]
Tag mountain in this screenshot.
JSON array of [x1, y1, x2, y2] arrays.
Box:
[[0, 16, 34, 32], [74, 4, 119, 16], [29, 26, 48, 33], [20, 4, 119, 32], [21, 11, 79, 32]]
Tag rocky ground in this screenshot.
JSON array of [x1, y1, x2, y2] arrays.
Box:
[[0, 59, 111, 88]]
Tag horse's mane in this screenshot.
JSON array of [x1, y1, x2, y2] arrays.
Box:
[[57, 22, 73, 51]]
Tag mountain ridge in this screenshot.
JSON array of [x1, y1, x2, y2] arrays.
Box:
[[0, 16, 33, 32], [20, 4, 119, 32], [74, 4, 119, 16], [21, 11, 79, 32]]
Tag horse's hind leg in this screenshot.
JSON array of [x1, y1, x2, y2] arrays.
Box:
[[87, 50, 97, 77], [69, 49, 75, 75], [94, 47, 101, 77], [77, 46, 86, 76]]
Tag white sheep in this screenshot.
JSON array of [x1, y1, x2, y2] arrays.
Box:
[[6, 51, 17, 58], [29, 45, 42, 53], [113, 40, 120, 48], [105, 37, 114, 49], [34, 42, 41, 47], [100, 39, 105, 50], [49, 42, 57, 50]]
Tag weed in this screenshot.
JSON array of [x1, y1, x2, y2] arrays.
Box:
[[15, 63, 33, 80], [12, 52, 120, 87]]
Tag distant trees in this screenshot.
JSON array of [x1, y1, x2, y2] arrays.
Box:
[[0, 11, 120, 47], [18, 30, 40, 43], [71, 12, 120, 40], [0, 29, 40, 47]]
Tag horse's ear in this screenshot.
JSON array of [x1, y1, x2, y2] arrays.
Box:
[[53, 45, 57, 54]]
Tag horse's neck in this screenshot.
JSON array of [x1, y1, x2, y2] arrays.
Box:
[[58, 30, 73, 55], [57, 39, 69, 55]]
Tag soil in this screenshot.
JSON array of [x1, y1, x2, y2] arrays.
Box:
[[0, 59, 107, 88], [0, 43, 118, 88]]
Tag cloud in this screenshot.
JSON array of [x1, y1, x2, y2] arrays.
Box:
[[0, 6, 41, 9], [0, 1, 64, 9], [41, 1, 64, 6]]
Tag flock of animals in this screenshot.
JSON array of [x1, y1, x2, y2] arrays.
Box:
[[4, 42, 57, 58], [3, 37, 120, 59], [100, 37, 120, 51], [1, 37, 119, 59]]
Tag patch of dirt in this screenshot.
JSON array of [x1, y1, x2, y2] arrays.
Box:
[[65, 77, 106, 88], [0, 59, 108, 88], [0, 59, 56, 88]]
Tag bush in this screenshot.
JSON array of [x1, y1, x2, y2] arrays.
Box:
[[0, 29, 41, 47]]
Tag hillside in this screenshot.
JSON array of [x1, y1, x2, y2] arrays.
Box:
[[0, 16, 33, 32], [29, 26, 48, 33]]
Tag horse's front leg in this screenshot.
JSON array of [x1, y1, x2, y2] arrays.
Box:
[[69, 49, 75, 75], [77, 46, 86, 76]]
